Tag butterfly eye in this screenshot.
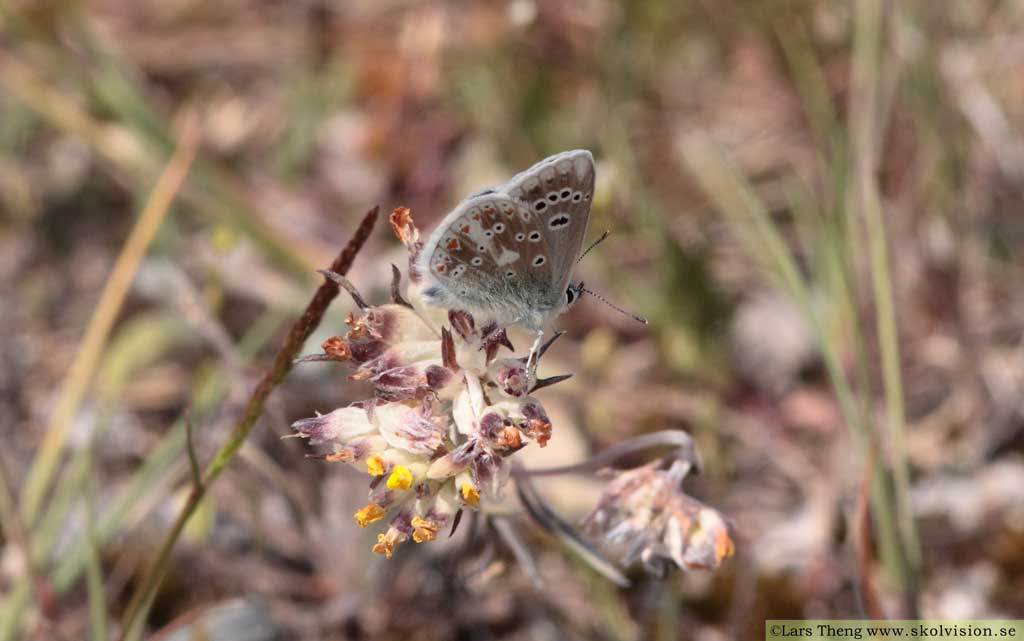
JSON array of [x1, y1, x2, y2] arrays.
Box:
[[566, 288, 576, 304]]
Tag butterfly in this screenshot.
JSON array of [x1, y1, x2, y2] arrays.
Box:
[[416, 149, 597, 363]]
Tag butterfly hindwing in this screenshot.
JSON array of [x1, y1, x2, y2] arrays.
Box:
[[420, 193, 546, 318]]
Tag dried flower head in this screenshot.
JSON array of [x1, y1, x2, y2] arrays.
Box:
[[583, 459, 734, 578], [289, 208, 567, 558]]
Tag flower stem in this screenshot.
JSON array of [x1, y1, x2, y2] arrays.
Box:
[[514, 429, 698, 478], [849, 0, 921, 600]]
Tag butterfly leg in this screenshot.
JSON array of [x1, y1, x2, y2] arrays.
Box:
[[526, 329, 545, 372]]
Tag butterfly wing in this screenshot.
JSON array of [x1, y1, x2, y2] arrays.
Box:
[[500, 149, 594, 295], [418, 150, 595, 328], [418, 192, 543, 322]]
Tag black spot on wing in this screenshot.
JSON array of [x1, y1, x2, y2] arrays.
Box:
[[549, 214, 570, 229]]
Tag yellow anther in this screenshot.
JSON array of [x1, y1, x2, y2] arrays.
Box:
[[366, 455, 386, 477], [386, 465, 413, 490], [353, 503, 386, 527], [460, 482, 480, 507], [372, 530, 402, 558], [715, 529, 735, 561], [411, 516, 439, 543]]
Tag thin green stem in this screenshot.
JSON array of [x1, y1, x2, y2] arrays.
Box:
[[84, 455, 108, 641], [18, 117, 198, 528], [682, 137, 909, 617], [115, 205, 379, 639], [682, 137, 866, 448], [0, 311, 285, 641], [0, 43, 316, 279], [850, 0, 921, 599]]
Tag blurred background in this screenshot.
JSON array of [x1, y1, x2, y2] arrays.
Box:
[[2, 0, 1024, 639]]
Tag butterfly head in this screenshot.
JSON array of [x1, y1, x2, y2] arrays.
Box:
[[564, 281, 585, 311]]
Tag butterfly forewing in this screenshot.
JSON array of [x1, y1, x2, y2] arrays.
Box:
[[418, 150, 595, 327], [501, 150, 594, 294]]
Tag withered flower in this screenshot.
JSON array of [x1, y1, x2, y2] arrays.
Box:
[[583, 459, 734, 578]]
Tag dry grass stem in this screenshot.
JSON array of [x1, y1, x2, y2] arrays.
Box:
[[20, 116, 199, 528], [116, 205, 379, 640]]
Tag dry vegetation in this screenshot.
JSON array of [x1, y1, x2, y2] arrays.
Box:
[[2, 1, 1024, 640]]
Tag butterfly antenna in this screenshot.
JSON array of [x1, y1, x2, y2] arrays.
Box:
[[576, 230, 610, 264], [580, 286, 648, 324]]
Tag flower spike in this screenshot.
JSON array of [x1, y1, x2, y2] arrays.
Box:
[[447, 309, 476, 342], [531, 373, 573, 393], [516, 330, 566, 364], [441, 327, 458, 371], [293, 353, 343, 364], [318, 269, 369, 310], [390, 264, 413, 308]]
